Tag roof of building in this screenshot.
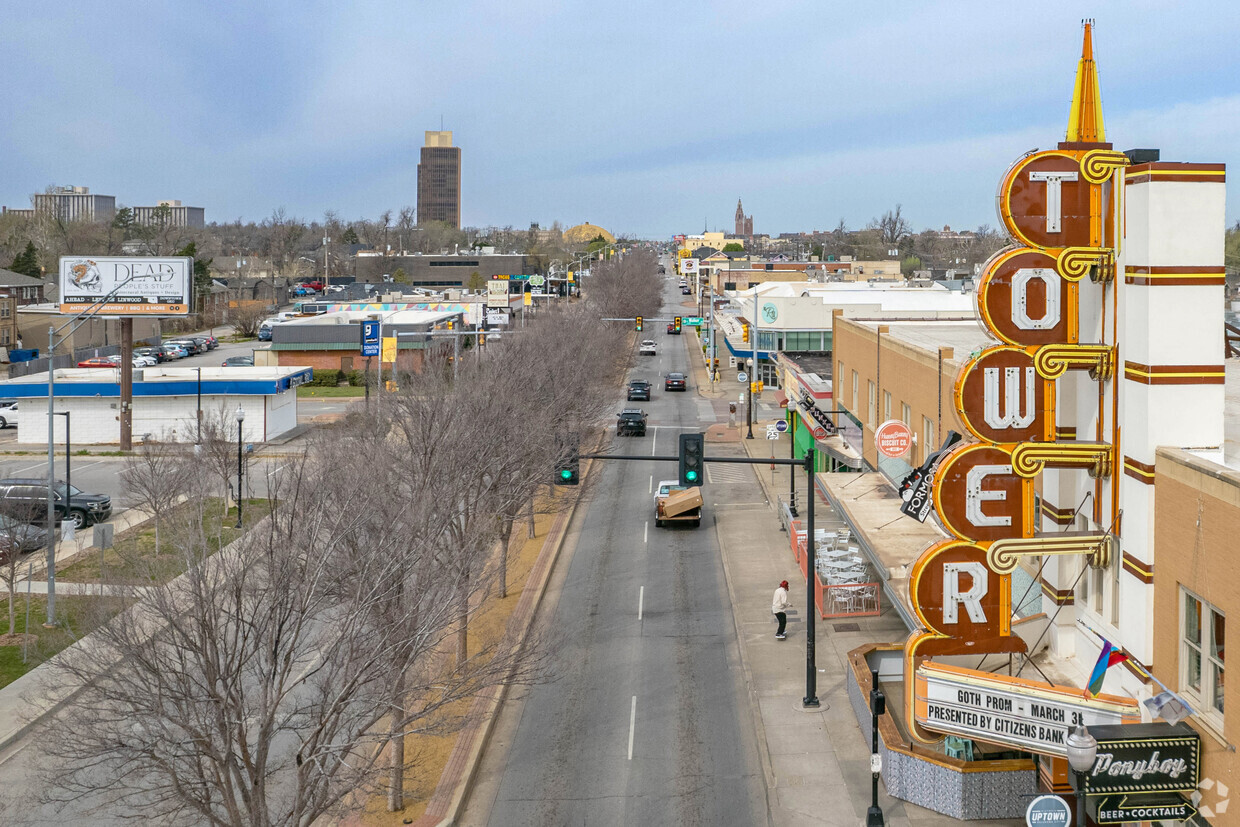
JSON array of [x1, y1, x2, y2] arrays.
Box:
[[729, 281, 978, 314], [0, 365, 314, 399], [0, 268, 44, 288], [850, 320, 993, 365], [563, 223, 616, 245], [279, 308, 461, 326]]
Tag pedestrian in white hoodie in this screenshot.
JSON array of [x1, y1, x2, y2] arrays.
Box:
[[772, 580, 790, 640]]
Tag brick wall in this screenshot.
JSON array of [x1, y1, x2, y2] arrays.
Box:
[[830, 316, 966, 469], [1152, 448, 1240, 798]]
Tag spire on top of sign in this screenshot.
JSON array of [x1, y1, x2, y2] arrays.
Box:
[[1066, 19, 1106, 143]]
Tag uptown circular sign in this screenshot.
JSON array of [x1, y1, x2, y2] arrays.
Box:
[[1025, 794, 1071, 827], [875, 419, 913, 459]]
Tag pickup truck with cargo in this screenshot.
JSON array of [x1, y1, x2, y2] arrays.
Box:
[[654, 479, 703, 527]]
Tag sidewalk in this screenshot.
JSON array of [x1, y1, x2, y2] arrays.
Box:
[[713, 437, 1018, 827]]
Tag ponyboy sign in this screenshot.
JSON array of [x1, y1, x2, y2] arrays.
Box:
[[1080, 723, 1200, 796]]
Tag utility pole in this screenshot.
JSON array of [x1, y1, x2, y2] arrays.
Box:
[[119, 318, 133, 450]]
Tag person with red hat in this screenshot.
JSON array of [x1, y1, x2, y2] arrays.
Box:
[[772, 580, 790, 640]]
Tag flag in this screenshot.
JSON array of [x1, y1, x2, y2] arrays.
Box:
[[1087, 639, 1130, 696]]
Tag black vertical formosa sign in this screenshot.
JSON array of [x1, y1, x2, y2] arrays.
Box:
[[898, 431, 962, 522]]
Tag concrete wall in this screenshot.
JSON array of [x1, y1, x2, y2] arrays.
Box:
[[15, 392, 293, 444], [1152, 447, 1240, 802], [831, 316, 966, 469]]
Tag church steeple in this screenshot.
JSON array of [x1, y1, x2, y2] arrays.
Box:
[[1066, 19, 1106, 143]]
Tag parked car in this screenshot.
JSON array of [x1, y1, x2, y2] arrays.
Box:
[[135, 345, 171, 363], [627, 380, 651, 401], [162, 343, 188, 359], [0, 478, 112, 529], [132, 355, 157, 368], [187, 336, 211, 352], [616, 409, 648, 437], [77, 357, 119, 368], [166, 338, 203, 355], [201, 335, 219, 350], [257, 325, 273, 342], [0, 401, 15, 428], [292, 285, 314, 297], [665, 372, 687, 391], [639, 340, 657, 356], [0, 514, 48, 554], [222, 356, 254, 367]]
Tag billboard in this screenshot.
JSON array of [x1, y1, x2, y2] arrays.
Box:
[[59, 256, 193, 316], [681, 258, 700, 274], [486, 279, 509, 309]]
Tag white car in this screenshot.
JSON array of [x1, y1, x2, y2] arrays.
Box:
[[0, 401, 15, 428], [132, 355, 158, 368], [639, 340, 657, 355]]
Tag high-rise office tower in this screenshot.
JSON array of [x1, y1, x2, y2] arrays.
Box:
[[417, 131, 461, 228]]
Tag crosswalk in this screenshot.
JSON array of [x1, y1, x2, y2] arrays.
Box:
[[706, 462, 757, 485]]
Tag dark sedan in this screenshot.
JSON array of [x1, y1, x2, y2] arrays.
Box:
[[665, 372, 687, 392], [222, 356, 255, 367]]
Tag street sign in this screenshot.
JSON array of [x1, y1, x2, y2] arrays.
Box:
[[1025, 795, 1071, 827], [776, 420, 788, 432], [381, 337, 397, 364], [681, 316, 704, 327], [766, 426, 779, 441], [486, 311, 510, 325], [738, 371, 748, 383], [529, 274, 545, 287], [360, 320, 381, 357]]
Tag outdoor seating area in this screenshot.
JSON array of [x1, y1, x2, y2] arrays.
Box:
[[790, 520, 881, 618]]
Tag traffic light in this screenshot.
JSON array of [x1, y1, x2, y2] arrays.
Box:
[[636, 315, 643, 332], [679, 432, 704, 487], [742, 323, 750, 343], [674, 316, 682, 332], [478, 332, 487, 346], [555, 455, 579, 486], [447, 320, 454, 330]]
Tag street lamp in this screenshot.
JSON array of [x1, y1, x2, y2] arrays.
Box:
[[234, 405, 245, 529], [1065, 725, 1098, 827], [867, 668, 886, 827]]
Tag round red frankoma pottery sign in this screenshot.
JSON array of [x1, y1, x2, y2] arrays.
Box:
[[875, 419, 913, 459]]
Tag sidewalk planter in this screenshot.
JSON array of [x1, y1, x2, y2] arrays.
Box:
[[847, 644, 1036, 820]]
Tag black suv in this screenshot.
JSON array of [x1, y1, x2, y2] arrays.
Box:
[[0, 478, 112, 529], [627, 380, 651, 401], [616, 409, 648, 437]]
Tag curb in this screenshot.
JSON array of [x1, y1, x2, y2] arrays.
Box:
[[413, 435, 605, 827], [711, 509, 779, 826]]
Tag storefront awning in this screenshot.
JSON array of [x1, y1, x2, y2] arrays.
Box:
[[817, 433, 865, 470]]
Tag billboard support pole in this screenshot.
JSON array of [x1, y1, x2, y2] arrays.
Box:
[[120, 318, 133, 451]]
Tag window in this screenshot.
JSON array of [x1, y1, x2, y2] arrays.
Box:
[[1181, 589, 1225, 725], [852, 371, 859, 409], [884, 391, 892, 423], [922, 416, 935, 464], [901, 403, 911, 427], [867, 381, 876, 427]]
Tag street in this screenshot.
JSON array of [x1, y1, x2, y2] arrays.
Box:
[[464, 275, 768, 825]]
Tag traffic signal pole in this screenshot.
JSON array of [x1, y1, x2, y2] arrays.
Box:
[[574, 448, 820, 708]]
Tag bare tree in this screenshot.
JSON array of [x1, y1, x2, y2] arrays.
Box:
[[120, 438, 195, 555], [0, 500, 45, 638], [37, 428, 542, 825], [869, 204, 912, 248], [230, 302, 271, 338]]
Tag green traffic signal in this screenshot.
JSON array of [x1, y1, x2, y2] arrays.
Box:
[[686, 470, 699, 482], [560, 468, 573, 480]]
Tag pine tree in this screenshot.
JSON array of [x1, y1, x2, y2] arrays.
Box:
[[8, 241, 40, 278]]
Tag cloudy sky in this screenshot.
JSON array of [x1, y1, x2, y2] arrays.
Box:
[[4, 1, 1238, 238]]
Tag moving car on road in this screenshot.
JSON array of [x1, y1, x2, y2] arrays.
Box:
[[616, 409, 648, 437], [0, 515, 48, 554], [664, 372, 687, 391], [653, 479, 703, 528], [626, 380, 651, 401], [0, 478, 112, 529], [639, 340, 657, 355], [666, 323, 680, 335], [222, 356, 255, 367]]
